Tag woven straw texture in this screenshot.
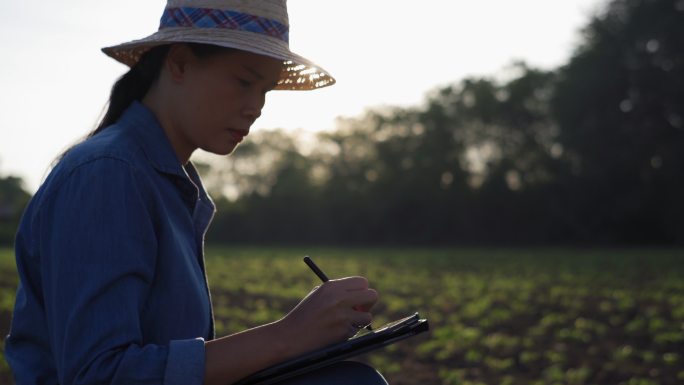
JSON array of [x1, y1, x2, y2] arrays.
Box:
[[101, 0, 335, 90]]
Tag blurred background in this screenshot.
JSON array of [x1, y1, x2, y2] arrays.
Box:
[[1, 0, 683, 384]]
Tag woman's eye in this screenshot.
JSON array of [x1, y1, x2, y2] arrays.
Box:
[[238, 78, 252, 87]]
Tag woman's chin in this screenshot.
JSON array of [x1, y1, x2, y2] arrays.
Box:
[[204, 142, 240, 156]]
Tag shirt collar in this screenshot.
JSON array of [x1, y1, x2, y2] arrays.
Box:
[[117, 101, 186, 177]]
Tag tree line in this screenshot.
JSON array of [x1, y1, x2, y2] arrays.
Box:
[[0, 175, 31, 245], [202, 0, 684, 246]]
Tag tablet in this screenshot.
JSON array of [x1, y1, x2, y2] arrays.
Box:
[[235, 313, 429, 385]]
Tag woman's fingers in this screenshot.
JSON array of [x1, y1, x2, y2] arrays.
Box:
[[279, 275, 379, 350], [324, 278, 377, 331], [328, 276, 369, 290], [322, 277, 379, 310], [348, 309, 373, 328], [349, 288, 379, 311]]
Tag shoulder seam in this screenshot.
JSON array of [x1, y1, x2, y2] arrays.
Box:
[[35, 155, 141, 213]]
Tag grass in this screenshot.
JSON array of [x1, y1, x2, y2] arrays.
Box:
[[1, 246, 683, 385]]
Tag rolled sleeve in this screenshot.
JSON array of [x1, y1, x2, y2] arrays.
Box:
[[165, 338, 206, 385]]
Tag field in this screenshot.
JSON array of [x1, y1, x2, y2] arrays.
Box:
[[0, 246, 683, 385]]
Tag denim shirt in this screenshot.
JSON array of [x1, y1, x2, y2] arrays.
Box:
[[5, 101, 216, 385]]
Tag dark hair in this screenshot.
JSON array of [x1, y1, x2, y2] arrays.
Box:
[[54, 43, 233, 164], [94, 43, 232, 135], [93, 45, 171, 134]]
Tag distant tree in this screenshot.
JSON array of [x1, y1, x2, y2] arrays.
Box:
[[414, 64, 562, 243], [0, 174, 31, 245], [552, 0, 684, 243], [204, 63, 562, 245], [204, 129, 326, 244], [201, 0, 684, 246]]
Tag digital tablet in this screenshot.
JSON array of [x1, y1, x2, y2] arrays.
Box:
[[235, 312, 429, 385]]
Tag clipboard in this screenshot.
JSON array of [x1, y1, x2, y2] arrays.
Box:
[[235, 312, 429, 385]]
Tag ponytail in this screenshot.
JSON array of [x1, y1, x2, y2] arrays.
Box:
[[53, 43, 232, 165], [93, 45, 171, 135], [93, 43, 231, 136]]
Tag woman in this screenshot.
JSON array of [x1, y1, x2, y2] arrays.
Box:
[[5, 1, 384, 384]]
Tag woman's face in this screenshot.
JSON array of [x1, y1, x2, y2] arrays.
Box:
[[165, 46, 283, 161]]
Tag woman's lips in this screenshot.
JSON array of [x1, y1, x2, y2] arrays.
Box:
[[227, 128, 248, 143]]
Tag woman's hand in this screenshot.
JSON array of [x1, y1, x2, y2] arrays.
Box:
[[277, 277, 379, 352], [204, 277, 378, 385]]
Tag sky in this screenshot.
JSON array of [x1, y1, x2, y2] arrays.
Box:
[[0, 0, 605, 193]]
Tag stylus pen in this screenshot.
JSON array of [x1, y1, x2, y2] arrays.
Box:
[[303, 255, 372, 330], [303, 256, 329, 282]]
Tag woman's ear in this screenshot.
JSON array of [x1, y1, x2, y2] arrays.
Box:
[[164, 44, 196, 83]]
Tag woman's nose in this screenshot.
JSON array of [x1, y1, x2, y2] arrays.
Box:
[[242, 106, 261, 122], [242, 91, 265, 122]]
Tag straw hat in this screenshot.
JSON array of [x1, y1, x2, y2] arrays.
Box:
[[102, 0, 335, 90]]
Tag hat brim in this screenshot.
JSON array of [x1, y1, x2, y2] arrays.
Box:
[[102, 28, 335, 91]]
